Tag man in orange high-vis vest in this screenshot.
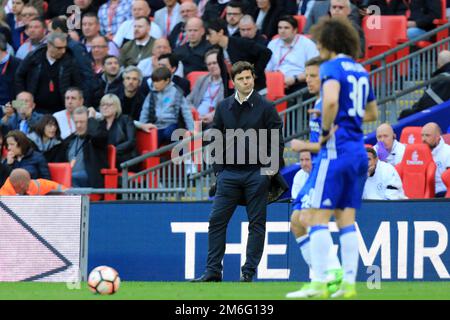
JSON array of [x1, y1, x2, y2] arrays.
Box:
[[0, 169, 67, 196]]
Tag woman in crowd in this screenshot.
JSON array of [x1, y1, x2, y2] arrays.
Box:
[[99, 93, 138, 170], [27, 114, 62, 162], [3, 129, 50, 179]]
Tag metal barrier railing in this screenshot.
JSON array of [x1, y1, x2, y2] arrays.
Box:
[[117, 23, 450, 201]]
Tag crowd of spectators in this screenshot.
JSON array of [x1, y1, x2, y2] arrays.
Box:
[[0, 0, 448, 194]]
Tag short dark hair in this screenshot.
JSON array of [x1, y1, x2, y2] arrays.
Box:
[[310, 17, 360, 59], [26, 17, 46, 30], [151, 66, 172, 82], [82, 12, 99, 21], [6, 130, 33, 156], [226, 1, 245, 12], [103, 54, 119, 65], [135, 16, 151, 25], [31, 114, 61, 140], [51, 17, 69, 34], [278, 15, 298, 30], [231, 61, 255, 80], [305, 56, 325, 68], [366, 147, 377, 158], [158, 53, 179, 69], [205, 19, 228, 36]]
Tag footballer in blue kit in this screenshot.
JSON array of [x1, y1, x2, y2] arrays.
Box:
[[287, 17, 378, 299]]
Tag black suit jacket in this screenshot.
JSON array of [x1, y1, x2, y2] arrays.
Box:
[[210, 91, 287, 203], [226, 37, 272, 90], [251, 4, 286, 40]]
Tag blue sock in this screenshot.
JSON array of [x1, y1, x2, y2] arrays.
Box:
[[309, 225, 333, 283], [339, 224, 359, 284]]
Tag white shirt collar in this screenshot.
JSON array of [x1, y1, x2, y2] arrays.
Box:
[[234, 89, 254, 105], [136, 38, 150, 46]]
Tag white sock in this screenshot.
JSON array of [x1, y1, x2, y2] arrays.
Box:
[[296, 235, 311, 268], [339, 224, 359, 284], [327, 244, 341, 271], [309, 225, 333, 283]]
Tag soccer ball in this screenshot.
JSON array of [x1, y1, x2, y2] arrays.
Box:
[[88, 266, 121, 295]]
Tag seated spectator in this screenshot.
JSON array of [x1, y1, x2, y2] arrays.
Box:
[[407, 0, 441, 40], [113, 0, 163, 49], [3, 129, 50, 179], [362, 147, 406, 200], [201, 0, 229, 22], [90, 35, 111, 74], [0, 33, 21, 108], [265, 15, 319, 94], [187, 48, 224, 129], [374, 123, 406, 166], [97, 0, 133, 40], [238, 14, 269, 46], [168, 0, 198, 50], [27, 114, 62, 162], [55, 106, 108, 188], [80, 13, 120, 58], [99, 93, 138, 169], [251, 0, 285, 40], [137, 37, 184, 78], [359, 0, 409, 16], [156, 53, 190, 96], [5, 91, 43, 133], [174, 17, 212, 76], [117, 66, 146, 121], [15, 17, 46, 60], [0, 168, 67, 195], [14, 32, 83, 114], [225, 1, 245, 37], [205, 19, 272, 91], [138, 66, 194, 145], [421, 122, 450, 198], [304, 0, 361, 34], [94, 55, 124, 107], [154, 0, 182, 38], [53, 87, 85, 139], [329, 0, 365, 58], [119, 16, 156, 67], [291, 150, 313, 199], [399, 50, 450, 120], [285, 0, 315, 16], [0, 6, 12, 46]]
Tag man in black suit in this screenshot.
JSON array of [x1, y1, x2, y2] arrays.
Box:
[[205, 19, 272, 91], [192, 61, 285, 282]]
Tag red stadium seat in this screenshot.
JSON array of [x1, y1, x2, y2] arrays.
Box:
[[48, 163, 72, 188], [400, 126, 423, 145], [395, 143, 436, 198], [362, 15, 409, 74], [294, 15, 307, 34], [265, 71, 287, 113], [186, 71, 208, 91], [101, 145, 119, 201], [136, 129, 160, 170], [442, 168, 450, 197]]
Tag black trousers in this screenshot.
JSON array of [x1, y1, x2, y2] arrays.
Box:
[[205, 168, 270, 278]]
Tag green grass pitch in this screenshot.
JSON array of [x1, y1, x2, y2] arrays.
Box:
[[0, 282, 449, 300]]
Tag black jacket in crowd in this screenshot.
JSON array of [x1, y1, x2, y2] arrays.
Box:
[[93, 72, 124, 108], [14, 45, 83, 111], [223, 37, 272, 91], [398, 62, 450, 120], [55, 118, 108, 188], [250, 2, 286, 40], [0, 54, 21, 107], [174, 38, 212, 76], [409, 0, 442, 31], [101, 114, 138, 170]]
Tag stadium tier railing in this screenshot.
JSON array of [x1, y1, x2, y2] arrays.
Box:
[[107, 23, 450, 201]]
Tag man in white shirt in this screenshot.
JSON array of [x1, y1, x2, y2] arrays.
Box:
[[265, 15, 319, 94], [421, 122, 450, 197], [154, 0, 182, 38], [54, 88, 85, 139], [291, 150, 313, 199], [374, 123, 406, 166], [363, 147, 406, 200], [113, 0, 163, 48]]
